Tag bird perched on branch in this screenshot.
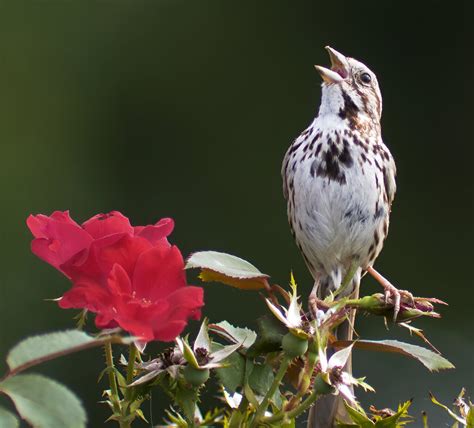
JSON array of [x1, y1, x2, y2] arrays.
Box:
[[282, 47, 407, 427]]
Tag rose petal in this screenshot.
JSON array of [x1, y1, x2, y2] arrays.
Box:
[[135, 218, 174, 245], [63, 234, 152, 282], [107, 263, 133, 296], [82, 211, 133, 239], [29, 216, 93, 272], [27, 211, 79, 238], [59, 281, 110, 313], [132, 245, 187, 300]]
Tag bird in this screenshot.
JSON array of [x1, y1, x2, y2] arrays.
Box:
[[281, 46, 405, 427]]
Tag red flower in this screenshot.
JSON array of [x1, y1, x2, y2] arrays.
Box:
[[27, 211, 204, 342]]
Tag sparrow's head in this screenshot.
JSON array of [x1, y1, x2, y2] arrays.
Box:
[[315, 46, 382, 125]]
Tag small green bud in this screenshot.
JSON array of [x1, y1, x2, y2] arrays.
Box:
[[282, 332, 308, 358], [183, 365, 210, 386], [313, 373, 334, 395]]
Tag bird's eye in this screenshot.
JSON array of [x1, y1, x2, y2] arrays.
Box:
[[360, 73, 372, 84]]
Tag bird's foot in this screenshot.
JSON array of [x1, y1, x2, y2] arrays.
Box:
[[367, 266, 414, 321], [382, 283, 414, 321]]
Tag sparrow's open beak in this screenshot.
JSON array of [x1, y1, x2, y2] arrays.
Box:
[[315, 46, 349, 84]]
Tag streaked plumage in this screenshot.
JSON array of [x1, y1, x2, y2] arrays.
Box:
[[281, 47, 396, 427]]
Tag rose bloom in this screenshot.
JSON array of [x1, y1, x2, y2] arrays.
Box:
[[27, 211, 204, 342]]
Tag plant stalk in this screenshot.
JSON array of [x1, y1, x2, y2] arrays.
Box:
[[262, 387, 321, 424], [251, 356, 291, 427], [104, 342, 122, 417], [125, 343, 138, 400]]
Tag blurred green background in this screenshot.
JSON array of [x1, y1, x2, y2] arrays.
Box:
[[0, 1, 472, 426]]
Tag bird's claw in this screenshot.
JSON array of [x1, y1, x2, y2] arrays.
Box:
[[383, 284, 414, 321]]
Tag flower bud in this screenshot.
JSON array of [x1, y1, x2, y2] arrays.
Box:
[[282, 332, 308, 358], [183, 366, 210, 386]]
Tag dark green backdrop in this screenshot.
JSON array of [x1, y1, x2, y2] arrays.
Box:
[[0, 1, 472, 426]]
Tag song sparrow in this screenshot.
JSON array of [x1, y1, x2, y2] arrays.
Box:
[[282, 47, 404, 426]]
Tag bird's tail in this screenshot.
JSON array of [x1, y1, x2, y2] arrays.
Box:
[[307, 272, 360, 428]]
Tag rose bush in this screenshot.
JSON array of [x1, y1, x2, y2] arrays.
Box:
[[27, 211, 204, 342]]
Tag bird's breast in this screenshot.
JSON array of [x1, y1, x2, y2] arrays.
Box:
[[284, 125, 391, 271]]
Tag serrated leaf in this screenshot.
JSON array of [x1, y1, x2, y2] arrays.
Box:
[[186, 251, 269, 290], [247, 315, 286, 357], [248, 363, 274, 397], [7, 330, 132, 374], [430, 392, 466, 425], [0, 374, 86, 427], [344, 402, 375, 427], [333, 339, 454, 372], [175, 382, 198, 422], [0, 406, 19, 428], [210, 321, 257, 349], [374, 400, 412, 427]]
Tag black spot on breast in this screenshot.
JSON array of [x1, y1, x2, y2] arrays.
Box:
[[373, 230, 380, 245], [288, 141, 302, 155], [339, 145, 353, 167], [329, 139, 339, 156], [374, 158, 383, 171], [314, 150, 346, 184], [315, 143, 323, 156], [373, 201, 384, 220], [309, 133, 320, 151], [310, 159, 318, 177], [344, 205, 369, 225]]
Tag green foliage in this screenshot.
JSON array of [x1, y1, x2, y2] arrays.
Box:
[[247, 315, 286, 356], [6, 330, 132, 374], [186, 250, 269, 290], [0, 406, 19, 428], [429, 389, 473, 427], [0, 374, 86, 428], [174, 380, 199, 423], [342, 339, 454, 372], [209, 321, 257, 349], [215, 351, 246, 393], [341, 400, 412, 427]]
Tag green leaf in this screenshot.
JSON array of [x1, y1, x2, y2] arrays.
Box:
[[0, 406, 19, 428], [343, 402, 375, 427], [0, 373, 86, 428], [210, 321, 257, 349], [174, 381, 198, 422], [6, 330, 132, 374], [215, 351, 246, 392], [247, 315, 286, 357], [186, 251, 269, 290], [467, 406, 473, 428], [333, 339, 454, 372], [374, 400, 412, 427], [429, 392, 466, 425], [248, 363, 274, 396]]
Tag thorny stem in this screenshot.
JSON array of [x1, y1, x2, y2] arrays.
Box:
[[125, 344, 138, 399], [251, 356, 291, 427], [104, 342, 121, 417], [262, 387, 322, 424]]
